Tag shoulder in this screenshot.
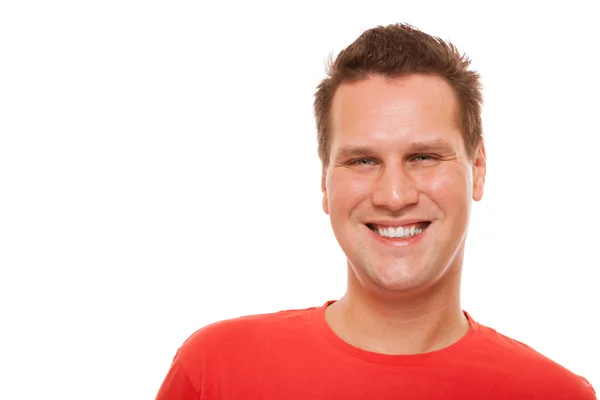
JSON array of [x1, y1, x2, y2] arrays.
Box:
[[475, 321, 573, 370], [157, 306, 321, 398], [176, 304, 319, 366], [473, 320, 596, 398]]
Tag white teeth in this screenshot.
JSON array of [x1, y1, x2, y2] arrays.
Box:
[[375, 225, 426, 239]]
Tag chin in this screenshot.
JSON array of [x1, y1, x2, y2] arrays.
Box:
[[373, 275, 430, 293], [348, 261, 424, 293]]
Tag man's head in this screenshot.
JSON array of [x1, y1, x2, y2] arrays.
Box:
[[315, 23, 483, 169], [316, 24, 486, 297]]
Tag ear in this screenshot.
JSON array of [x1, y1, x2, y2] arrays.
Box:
[[472, 142, 486, 202], [321, 168, 329, 215]]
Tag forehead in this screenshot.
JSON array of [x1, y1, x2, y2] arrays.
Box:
[[329, 74, 462, 152]]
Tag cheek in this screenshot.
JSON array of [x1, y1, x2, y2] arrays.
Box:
[[417, 167, 472, 205], [328, 173, 371, 215]]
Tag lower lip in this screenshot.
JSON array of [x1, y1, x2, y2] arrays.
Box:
[[366, 224, 430, 247]]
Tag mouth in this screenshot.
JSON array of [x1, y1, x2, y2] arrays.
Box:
[[365, 221, 432, 240]]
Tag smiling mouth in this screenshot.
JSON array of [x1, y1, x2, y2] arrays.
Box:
[[366, 222, 431, 239]]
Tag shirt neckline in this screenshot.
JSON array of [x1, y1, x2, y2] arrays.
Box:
[[311, 300, 481, 366]]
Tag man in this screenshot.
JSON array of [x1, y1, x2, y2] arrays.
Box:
[[156, 23, 596, 399]]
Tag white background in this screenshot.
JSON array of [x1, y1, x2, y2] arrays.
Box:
[[1, 1, 598, 398]]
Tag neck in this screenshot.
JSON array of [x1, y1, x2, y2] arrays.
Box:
[[325, 261, 468, 355]]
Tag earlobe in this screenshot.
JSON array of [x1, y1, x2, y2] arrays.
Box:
[[472, 143, 486, 202]]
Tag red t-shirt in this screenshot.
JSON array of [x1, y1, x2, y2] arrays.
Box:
[[156, 301, 596, 399]]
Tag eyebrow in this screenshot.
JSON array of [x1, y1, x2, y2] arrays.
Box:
[[334, 146, 378, 161], [334, 139, 455, 160], [409, 139, 455, 153]]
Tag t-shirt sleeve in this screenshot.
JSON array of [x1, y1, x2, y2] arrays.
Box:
[[155, 355, 200, 400], [582, 377, 597, 399]]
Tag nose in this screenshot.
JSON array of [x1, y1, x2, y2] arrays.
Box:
[[371, 164, 419, 211]]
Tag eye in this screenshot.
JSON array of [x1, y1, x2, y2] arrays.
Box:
[[351, 158, 377, 166], [411, 154, 438, 162]]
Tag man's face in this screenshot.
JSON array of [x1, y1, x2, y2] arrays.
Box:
[[322, 74, 486, 295]]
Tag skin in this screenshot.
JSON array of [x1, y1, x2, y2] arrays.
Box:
[[321, 74, 486, 355]]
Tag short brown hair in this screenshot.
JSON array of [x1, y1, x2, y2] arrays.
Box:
[[314, 23, 483, 168]]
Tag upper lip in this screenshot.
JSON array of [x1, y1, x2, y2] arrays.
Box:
[[366, 219, 432, 228]]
